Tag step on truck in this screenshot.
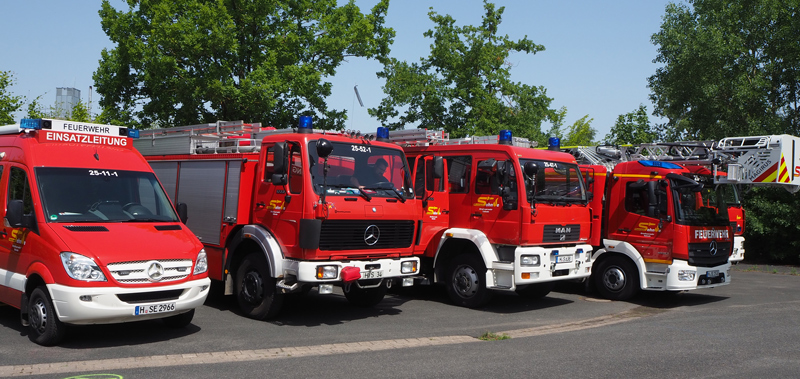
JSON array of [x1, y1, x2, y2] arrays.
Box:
[[135, 117, 420, 319], [0, 119, 210, 345], [392, 129, 593, 308]]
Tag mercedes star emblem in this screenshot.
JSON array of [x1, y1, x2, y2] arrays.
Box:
[[709, 240, 718, 256], [146, 261, 166, 282], [364, 225, 380, 246]]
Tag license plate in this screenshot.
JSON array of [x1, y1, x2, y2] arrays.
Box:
[[361, 270, 383, 279], [555, 255, 573, 263], [706, 270, 719, 278], [134, 302, 176, 316]]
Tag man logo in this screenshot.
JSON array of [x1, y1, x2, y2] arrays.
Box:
[[146, 261, 165, 282], [364, 225, 380, 246]]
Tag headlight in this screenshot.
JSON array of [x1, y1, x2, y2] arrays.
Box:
[[60, 252, 106, 281], [316, 265, 338, 279], [401, 261, 417, 274], [520, 255, 540, 267], [193, 249, 208, 275], [678, 270, 696, 281]]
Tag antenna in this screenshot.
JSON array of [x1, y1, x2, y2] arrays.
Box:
[[354, 85, 364, 107]]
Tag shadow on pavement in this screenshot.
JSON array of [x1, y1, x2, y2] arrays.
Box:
[[553, 279, 730, 309]]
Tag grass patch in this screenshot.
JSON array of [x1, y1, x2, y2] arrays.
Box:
[[479, 331, 510, 341]]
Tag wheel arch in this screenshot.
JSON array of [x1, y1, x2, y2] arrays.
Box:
[[593, 240, 647, 290], [432, 228, 495, 283], [224, 224, 284, 280]]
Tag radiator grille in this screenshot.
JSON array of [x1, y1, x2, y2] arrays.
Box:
[[688, 242, 731, 267], [542, 224, 581, 243], [319, 220, 414, 251], [106, 259, 193, 283]]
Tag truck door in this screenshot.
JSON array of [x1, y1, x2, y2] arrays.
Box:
[[254, 142, 305, 251], [0, 165, 33, 306], [608, 179, 673, 261], [411, 155, 449, 257], [471, 155, 521, 246], [444, 155, 472, 229]]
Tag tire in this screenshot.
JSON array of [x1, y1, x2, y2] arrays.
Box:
[[594, 255, 639, 301], [445, 253, 493, 308], [162, 309, 195, 328], [236, 253, 284, 320], [515, 282, 556, 299], [344, 283, 388, 307], [28, 286, 66, 346]]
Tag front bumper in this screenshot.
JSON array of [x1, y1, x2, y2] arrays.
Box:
[[48, 277, 211, 325], [661, 259, 731, 291], [290, 257, 421, 283], [489, 244, 593, 290]]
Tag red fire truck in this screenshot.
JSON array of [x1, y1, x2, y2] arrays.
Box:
[[392, 129, 593, 308], [563, 135, 800, 299], [135, 118, 420, 319], [0, 118, 210, 346]]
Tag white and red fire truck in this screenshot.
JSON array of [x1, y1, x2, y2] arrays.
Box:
[[391, 129, 593, 308], [561, 134, 800, 299], [134, 117, 420, 319], [0, 118, 210, 346]]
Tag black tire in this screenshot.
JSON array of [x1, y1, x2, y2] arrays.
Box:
[[162, 309, 195, 328], [28, 286, 66, 346], [236, 253, 284, 320], [445, 253, 493, 308], [344, 283, 388, 307], [515, 282, 556, 299], [593, 255, 639, 301]]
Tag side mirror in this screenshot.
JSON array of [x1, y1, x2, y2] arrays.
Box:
[[433, 156, 444, 179], [5, 199, 24, 227], [177, 202, 188, 224], [272, 142, 288, 185], [316, 138, 333, 158], [524, 161, 539, 178]]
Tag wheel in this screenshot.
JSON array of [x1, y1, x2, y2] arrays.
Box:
[[445, 254, 493, 308], [593, 256, 639, 301], [235, 253, 284, 320], [515, 282, 556, 299], [344, 283, 388, 307], [28, 286, 66, 346], [162, 309, 195, 328]]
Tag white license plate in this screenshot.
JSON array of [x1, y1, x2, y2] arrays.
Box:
[[555, 255, 573, 263], [134, 302, 176, 316], [706, 270, 719, 278], [361, 270, 383, 279]]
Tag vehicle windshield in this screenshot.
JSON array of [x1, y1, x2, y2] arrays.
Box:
[[35, 167, 179, 223], [671, 175, 730, 226], [308, 141, 413, 199], [520, 159, 587, 203]]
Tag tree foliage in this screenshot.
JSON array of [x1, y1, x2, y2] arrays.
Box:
[[604, 105, 662, 144], [0, 70, 24, 125], [95, 0, 394, 130], [649, 0, 800, 264], [562, 115, 596, 146], [649, 0, 800, 140], [369, 1, 558, 143]]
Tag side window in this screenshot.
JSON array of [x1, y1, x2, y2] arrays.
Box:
[[624, 182, 648, 216], [9, 167, 34, 215], [475, 160, 495, 195], [263, 145, 275, 182], [288, 144, 303, 194], [446, 156, 471, 194]]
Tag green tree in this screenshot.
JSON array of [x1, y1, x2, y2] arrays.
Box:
[[0, 70, 24, 125], [95, 0, 394, 130], [25, 96, 47, 119], [604, 105, 661, 144], [649, 0, 800, 140], [562, 115, 596, 146], [649, 0, 800, 264], [369, 1, 557, 141], [70, 101, 91, 122]]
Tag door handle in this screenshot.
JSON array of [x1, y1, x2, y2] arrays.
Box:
[[471, 213, 482, 218], [441, 210, 450, 214], [256, 202, 266, 208], [617, 228, 631, 233]]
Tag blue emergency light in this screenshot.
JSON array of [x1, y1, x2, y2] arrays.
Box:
[[298, 115, 313, 133], [20, 118, 50, 130], [498, 130, 513, 145], [548, 136, 560, 151], [638, 160, 683, 169], [128, 129, 140, 138], [376, 126, 390, 142]]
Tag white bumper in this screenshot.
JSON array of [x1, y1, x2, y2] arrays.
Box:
[[658, 259, 731, 291], [489, 244, 593, 290], [291, 257, 421, 283], [729, 235, 745, 263], [48, 277, 211, 325]]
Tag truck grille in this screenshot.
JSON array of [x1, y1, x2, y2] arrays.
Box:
[[319, 220, 414, 251], [542, 224, 581, 243], [688, 242, 731, 267], [106, 259, 193, 283]]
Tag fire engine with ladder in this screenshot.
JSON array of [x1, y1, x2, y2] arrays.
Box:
[[134, 117, 420, 319], [560, 134, 800, 300], [389, 129, 594, 308]]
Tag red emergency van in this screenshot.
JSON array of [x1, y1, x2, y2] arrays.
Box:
[[0, 118, 210, 345]]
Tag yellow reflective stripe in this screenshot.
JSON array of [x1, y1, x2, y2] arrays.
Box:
[[643, 258, 673, 264], [612, 174, 664, 179]]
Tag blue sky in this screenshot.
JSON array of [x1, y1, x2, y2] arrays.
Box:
[[1, 0, 672, 139]]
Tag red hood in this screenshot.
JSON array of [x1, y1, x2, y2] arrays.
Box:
[[46, 223, 203, 266]]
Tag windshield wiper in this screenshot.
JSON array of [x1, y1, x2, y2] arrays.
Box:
[[357, 188, 372, 201]]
